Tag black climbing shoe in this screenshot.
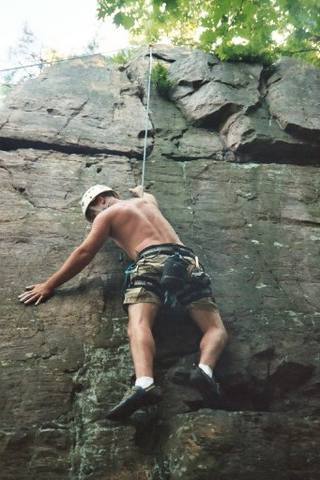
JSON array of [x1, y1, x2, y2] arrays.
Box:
[[190, 366, 222, 408], [106, 384, 162, 421]]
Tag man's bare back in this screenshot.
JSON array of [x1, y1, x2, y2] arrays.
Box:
[[100, 196, 183, 260]]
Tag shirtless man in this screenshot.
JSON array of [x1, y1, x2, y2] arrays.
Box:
[[19, 184, 228, 420]]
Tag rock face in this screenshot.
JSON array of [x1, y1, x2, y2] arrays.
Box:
[[0, 48, 319, 480], [0, 55, 151, 156]]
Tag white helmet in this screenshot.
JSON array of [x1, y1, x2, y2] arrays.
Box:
[[80, 184, 119, 221]]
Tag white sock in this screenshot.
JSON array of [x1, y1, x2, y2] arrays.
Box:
[[199, 363, 213, 378], [135, 376, 154, 389]]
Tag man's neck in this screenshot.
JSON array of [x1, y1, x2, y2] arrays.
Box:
[[105, 197, 118, 208]]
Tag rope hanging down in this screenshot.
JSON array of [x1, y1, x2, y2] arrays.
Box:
[[141, 45, 153, 192]]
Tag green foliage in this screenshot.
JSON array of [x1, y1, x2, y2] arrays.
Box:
[[151, 63, 172, 98], [97, 0, 320, 66], [113, 12, 135, 29], [110, 48, 137, 65]]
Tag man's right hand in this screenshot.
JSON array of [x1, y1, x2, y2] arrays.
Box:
[[18, 283, 54, 306], [129, 185, 144, 198]]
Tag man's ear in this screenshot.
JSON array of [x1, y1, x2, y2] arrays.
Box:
[[95, 195, 105, 205]]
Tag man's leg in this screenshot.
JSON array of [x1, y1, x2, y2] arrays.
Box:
[[189, 308, 228, 368], [127, 302, 159, 378], [106, 302, 161, 420], [188, 307, 228, 407]]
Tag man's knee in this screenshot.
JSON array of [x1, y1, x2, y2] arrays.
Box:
[[212, 311, 228, 345], [207, 317, 228, 346], [220, 324, 228, 346], [127, 303, 158, 336], [127, 314, 153, 339], [127, 319, 144, 339]]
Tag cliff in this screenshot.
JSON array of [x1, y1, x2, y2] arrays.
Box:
[[0, 46, 319, 480]]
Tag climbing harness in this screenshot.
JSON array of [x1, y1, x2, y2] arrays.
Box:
[[160, 252, 212, 307], [124, 245, 214, 309], [141, 45, 153, 193], [137, 244, 195, 260]]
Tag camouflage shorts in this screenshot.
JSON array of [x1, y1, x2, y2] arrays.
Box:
[[123, 249, 218, 311]]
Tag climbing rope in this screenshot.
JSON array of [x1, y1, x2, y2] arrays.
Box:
[[141, 45, 153, 193]]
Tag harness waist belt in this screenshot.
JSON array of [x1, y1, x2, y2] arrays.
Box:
[[137, 243, 195, 260]]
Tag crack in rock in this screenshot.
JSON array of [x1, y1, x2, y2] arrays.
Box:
[[0, 136, 142, 158], [57, 98, 89, 136]]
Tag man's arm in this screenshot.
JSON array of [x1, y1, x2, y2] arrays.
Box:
[[19, 211, 111, 306], [129, 185, 158, 207]]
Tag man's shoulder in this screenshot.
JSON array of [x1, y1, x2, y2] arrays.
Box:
[[104, 199, 140, 218], [117, 198, 151, 209]]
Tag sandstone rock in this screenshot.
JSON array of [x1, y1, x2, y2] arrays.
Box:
[[160, 411, 320, 480], [210, 61, 262, 87], [172, 128, 224, 160], [125, 48, 151, 93], [168, 49, 219, 88], [0, 55, 152, 157], [266, 58, 320, 141], [151, 44, 193, 63], [173, 62, 262, 126], [221, 106, 320, 163]]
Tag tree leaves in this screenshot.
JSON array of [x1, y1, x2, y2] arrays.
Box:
[[113, 12, 134, 29], [97, 0, 320, 65]]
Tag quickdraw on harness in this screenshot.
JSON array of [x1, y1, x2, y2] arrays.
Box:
[[160, 253, 189, 307], [160, 253, 212, 307]]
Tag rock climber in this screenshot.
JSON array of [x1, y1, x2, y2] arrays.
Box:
[[19, 184, 228, 420]]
